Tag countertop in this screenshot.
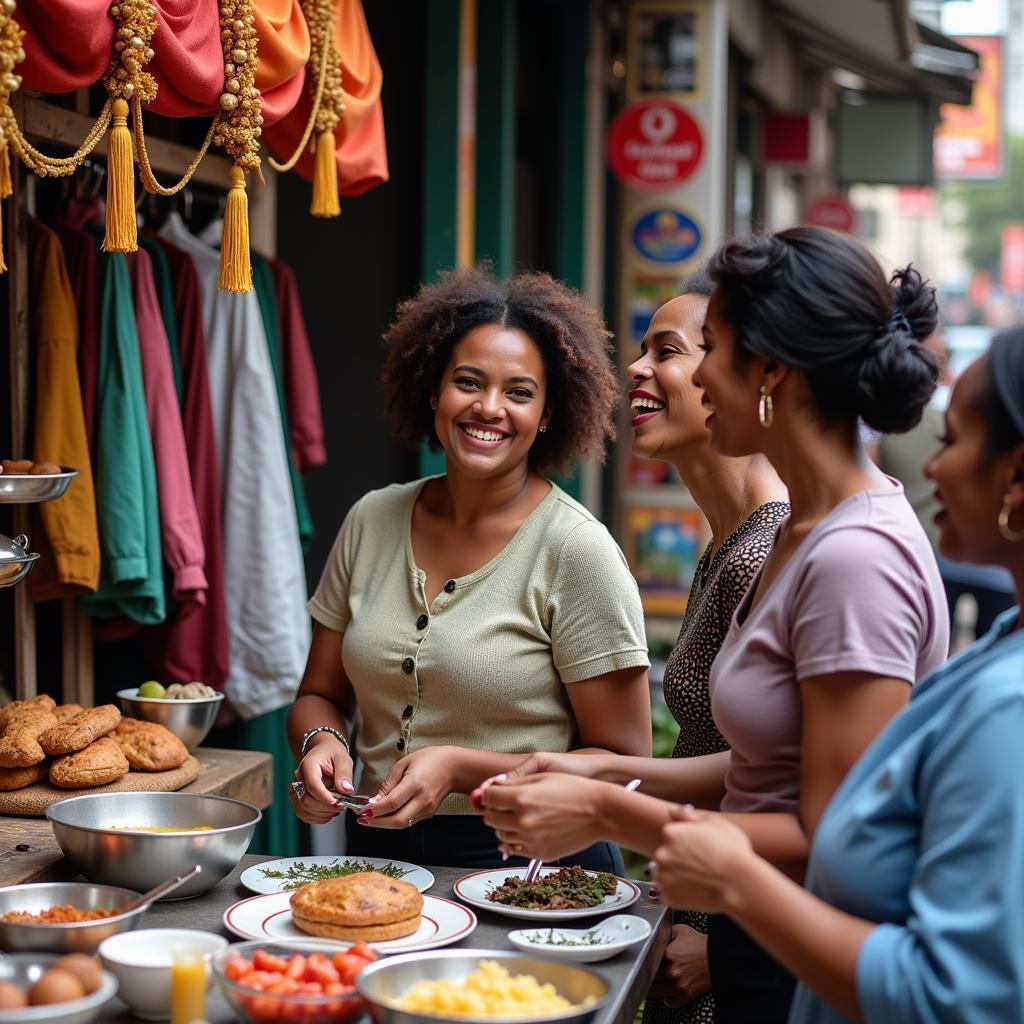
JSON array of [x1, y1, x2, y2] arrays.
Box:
[[95, 854, 671, 1024]]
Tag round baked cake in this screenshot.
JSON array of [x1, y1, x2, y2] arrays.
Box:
[[290, 870, 424, 940]]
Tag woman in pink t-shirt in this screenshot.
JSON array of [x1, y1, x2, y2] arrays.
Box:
[[479, 228, 949, 1024]]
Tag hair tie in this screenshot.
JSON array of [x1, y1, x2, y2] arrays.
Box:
[[885, 309, 913, 336]]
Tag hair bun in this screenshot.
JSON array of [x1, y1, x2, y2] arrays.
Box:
[[889, 264, 938, 341], [857, 330, 939, 433]]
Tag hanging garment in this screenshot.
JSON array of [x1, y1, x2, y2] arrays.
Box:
[[268, 258, 326, 473], [25, 219, 100, 600], [142, 230, 230, 691], [139, 235, 184, 404], [262, 0, 388, 195], [78, 247, 166, 626], [125, 246, 208, 612], [50, 220, 100, 455], [246, 244, 314, 550], [159, 213, 309, 717]]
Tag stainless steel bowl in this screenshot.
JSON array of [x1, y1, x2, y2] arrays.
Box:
[[116, 688, 224, 750], [0, 468, 78, 504], [0, 953, 118, 1024], [0, 881, 147, 953], [356, 950, 610, 1024], [0, 532, 40, 589], [46, 793, 261, 899]]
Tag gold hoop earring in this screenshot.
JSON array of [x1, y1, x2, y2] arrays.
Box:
[[998, 496, 1024, 542], [758, 386, 774, 428]]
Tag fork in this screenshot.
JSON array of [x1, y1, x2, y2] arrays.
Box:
[[522, 777, 642, 882]]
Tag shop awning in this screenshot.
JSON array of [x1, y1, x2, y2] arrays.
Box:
[[769, 0, 979, 105]]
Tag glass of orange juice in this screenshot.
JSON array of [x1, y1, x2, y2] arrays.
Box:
[[171, 944, 207, 1024]]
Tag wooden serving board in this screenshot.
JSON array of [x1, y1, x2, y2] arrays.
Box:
[[0, 755, 200, 817]]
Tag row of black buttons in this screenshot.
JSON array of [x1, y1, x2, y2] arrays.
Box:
[[398, 587, 454, 753]]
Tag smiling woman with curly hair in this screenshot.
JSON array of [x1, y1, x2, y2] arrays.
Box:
[[286, 265, 652, 870]]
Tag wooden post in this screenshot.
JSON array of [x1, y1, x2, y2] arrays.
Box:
[[7, 92, 35, 699]]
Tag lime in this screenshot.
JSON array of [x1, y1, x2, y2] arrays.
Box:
[[138, 681, 167, 699]]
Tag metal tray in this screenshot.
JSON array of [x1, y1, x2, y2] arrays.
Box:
[[0, 467, 78, 503]]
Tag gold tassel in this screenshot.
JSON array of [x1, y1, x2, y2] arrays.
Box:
[[102, 98, 137, 253], [310, 129, 340, 218], [0, 198, 7, 274], [219, 164, 252, 292], [0, 141, 12, 200]]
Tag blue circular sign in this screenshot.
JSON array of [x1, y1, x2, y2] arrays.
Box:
[[631, 209, 702, 264]]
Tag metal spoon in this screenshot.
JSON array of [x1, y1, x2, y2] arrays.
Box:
[[522, 777, 642, 883], [121, 865, 202, 912]]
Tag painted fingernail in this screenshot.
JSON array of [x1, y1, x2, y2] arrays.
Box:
[[470, 789, 483, 811], [367, 795, 380, 804], [341, 781, 354, 792], [500, 848, 509, 862], [356, 814, 370, 825], [360, 807, 374, 819], [493, 773, 509, 784]]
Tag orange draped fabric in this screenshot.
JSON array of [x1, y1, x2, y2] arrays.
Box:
[[17, 0, 309, 127], [262, 0, 387, 196]]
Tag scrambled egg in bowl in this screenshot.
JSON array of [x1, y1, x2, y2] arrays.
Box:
[[390, 960, 594, 1018]]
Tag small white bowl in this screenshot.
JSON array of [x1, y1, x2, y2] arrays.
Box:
[[98, 928, 227, 1021], [508, 914, 653, 962]]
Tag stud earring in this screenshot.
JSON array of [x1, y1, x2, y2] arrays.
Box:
[[758, 385, 774, 428], [538, 425, 547, 434], [998, 495, 1024, 542]]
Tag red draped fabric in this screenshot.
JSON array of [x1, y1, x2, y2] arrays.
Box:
[[17, 0, 309, 127], [262, 0, 387, 195]]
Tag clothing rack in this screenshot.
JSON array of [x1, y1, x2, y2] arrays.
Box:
[[5, 90, 278, 704]]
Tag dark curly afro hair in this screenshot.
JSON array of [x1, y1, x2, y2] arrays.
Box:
[[379, 266, 620, 476]]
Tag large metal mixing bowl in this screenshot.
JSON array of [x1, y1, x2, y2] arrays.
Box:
[[0, 881, 147, 953], [356, 950, 610, 1024], [45, 793, 261, 899], [116, 688, 224, 750]]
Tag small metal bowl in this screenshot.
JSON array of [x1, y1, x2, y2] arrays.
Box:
[[46, 793, 261, 899], [0, 881, 147, 953], [0, 468, 78, 504], [356, 950, 610, 1024], [0, 953, 118, 1024], [0, 532, 40, 589], [117, 688, 224, 750]]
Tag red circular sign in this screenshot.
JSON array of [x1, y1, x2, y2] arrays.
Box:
[[606, 100, 704, 193], [804, 195, 857, 234]]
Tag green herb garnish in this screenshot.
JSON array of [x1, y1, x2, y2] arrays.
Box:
[[487, 866, 617, 909], [259, 859, 409, 890], [522, 928, 613, 946]]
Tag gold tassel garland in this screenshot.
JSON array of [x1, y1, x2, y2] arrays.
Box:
[[219, 164, 251, 292], [102, 98, 137, 252], [310, 129, 339, 217], [213, 0, 263, 292], [0, 141, 12, 200], [0, 0, 25, 273]]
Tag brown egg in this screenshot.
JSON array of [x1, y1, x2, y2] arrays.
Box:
[[0, 981, 27, 1008], [54, 954, 102, 994], [28, 967, 85, 1005]]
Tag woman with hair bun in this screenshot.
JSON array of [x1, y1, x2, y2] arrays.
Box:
[[654, 328, 1024, 1023], [286, 266, 652, 870], [479, 228, 949, 1022]]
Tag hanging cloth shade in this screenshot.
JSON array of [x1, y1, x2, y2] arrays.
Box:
[[15, 0, 112, 93], [252, 0, 309, 127], [262, 0, 387, 211]]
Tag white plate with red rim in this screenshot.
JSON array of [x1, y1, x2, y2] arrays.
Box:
[[453, 867, 641, 921], [222, 892, 477, 954], [240, 856, 435, 896]]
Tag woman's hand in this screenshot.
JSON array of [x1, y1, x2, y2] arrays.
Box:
[[361, 746, 460, 829], [470, 752, 609, 811], [647, 925, 711, 1008], [477, 773, 610, 860], [289, 735, 354, 825], [653, 805, 755, 912]]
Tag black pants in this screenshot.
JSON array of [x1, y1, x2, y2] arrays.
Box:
[[345, 812, 624, 873], [707, 914, 795, 1024]]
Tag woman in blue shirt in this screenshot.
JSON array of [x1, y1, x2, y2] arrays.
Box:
[[651, 328, 1024, 1024]]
